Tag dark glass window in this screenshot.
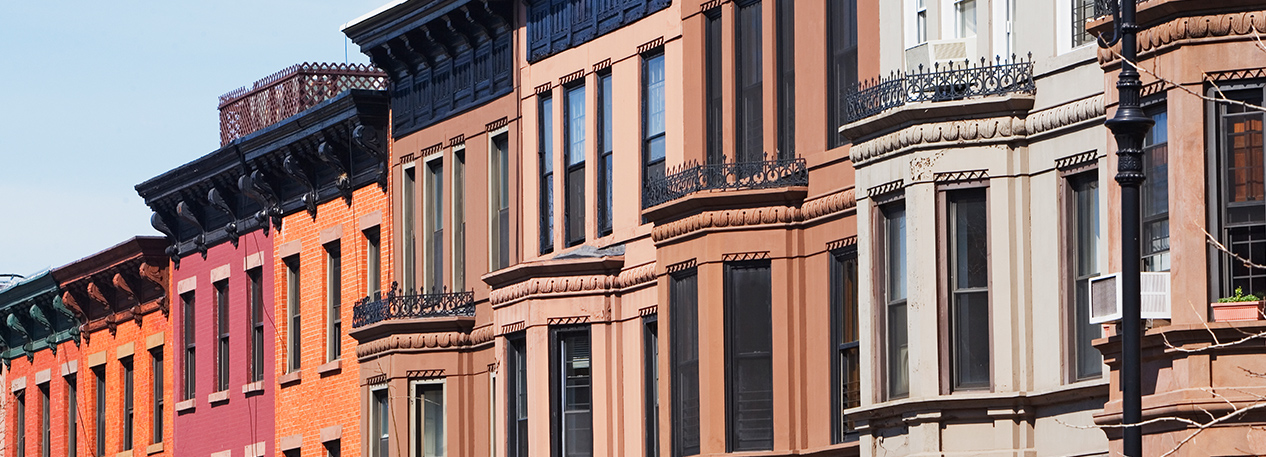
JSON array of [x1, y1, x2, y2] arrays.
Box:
[[552, 328, 592, 456], [327, 242, 342, 361], [95, 367, 105, 457], [735, 1, 763, 164], [670, 270, 700, 456], [565, 84, 587, 247], [68, 375, 77, 457], [16, 390, 24, 457], [215, 281, 229, 392], [1143, 108, 1169, 271], [827, 0, 858, 149], [830, 249, 859, 443], [1072, 0, 1095, 47], [426, 161, 444, 291], [40, 384, 49, 457], [540, 94, 556, 254], [644, 317, 660, 457], [597, 72, 614, 236], [287, 258, 302, 372], [181, 291, 195, 400], [123, 357, 134, 450], [491, 134, 511, 270], [152, 350, 164, 443], [366, 228, 382, 296], [404, 166, 417, 291], [506, 335, 528, 457], [882, 202, 909, 398], [705, 11, 723, 165], [1215, 89, 1266, 297], [724, 262, 773, 451], [250, 269, 265, 383], [373, 389, 389, 457], [1069, 172, 1101, 380], [643, 53, 667, 185], [776, 0, 795, 160], [946, 189, 990, 390], [453, 151, 466, 291], [414, 382, 444, 457]]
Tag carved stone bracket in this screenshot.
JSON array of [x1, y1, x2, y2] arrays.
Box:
[[240, 169, 283, 232], [354, 124, 389, 192], [52, 294, 80, 346], [139, 262, 170, 317], [28, 303, 54, 354], [316, 139, 354, 202], [150, 212, 181, 266], [7, 313, 32, 361]]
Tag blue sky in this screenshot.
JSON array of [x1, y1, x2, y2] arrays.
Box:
[[0, 0, 384, 276]]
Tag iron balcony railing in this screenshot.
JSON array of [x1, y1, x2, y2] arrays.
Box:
[[642, 157, 808, 209], [1094, 0, 1147, 18], [842, 54, 1035, 125], [352, 282, 475, 328]]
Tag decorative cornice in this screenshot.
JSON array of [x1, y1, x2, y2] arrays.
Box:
[[638, 37, 665, 55], [1098, 10, 1266, 65], [934, 170, 989, 184], [827, 236, 858, 252], [666, 259, 697, 274], [1056, 150, 1100, 170], [355, 325, 495, 360], [722, 251, 770, 262], [639, 305, 658, 317], [651, 188, 857, 243], [1024, 95, 1105, 137], [548, 316, 590, 326], [489, 262, 657, 306], [850, 116, 1027, 165], [501, 321, 525, 335], [868, 181, 904, 198]]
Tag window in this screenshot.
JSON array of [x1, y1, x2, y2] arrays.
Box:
[[735, 0, 763, 164], [1214, 88, 1266, 297], [489, 372, 497, 457], [506, 335, 528, 457], [216, 280, 229, 392], [16, 389, 24, 457], [404, 165, 418, 291], [287, 257, 302, 372], [1068, 171, 1101, 380], [95, 367, 105, 457], [68, 375, 77, 457], [881, 202, 909, 398], [426, 161, 444, 291], [643, 53, 666, 184], [565, 84, 586, 247], [830, 249, 859, 443], [644, 317, 659, 457], [326, 442, 341, 457], [776, 0, 795, 160], [327, 241, 342, 361], [955, 0, 977, 37], [490, 133, 511, 270], [552, 328, 592, 456], [373, 388, 389, 457], [597, 72, 614, 236], [540, 94, 555, 255], [152, 350, 164, 443], [181, 291, 195, 400], [367, 228, 382, 296], [123, 357, 134, 450], [828, 0, 859, 149], [670, 270, 700, 457], [453, 150, 466, 291], [1072, 0, 1094, 47], [413, 381, 445, 457], [40, 384, 49, 457], [724, 262, 773, 451], [1143, 108, 1169, 272], [705, 10, 723, 165], [915, 0, 928, 43], [944, 188, 990, 390], [250, 268, 265, 383]]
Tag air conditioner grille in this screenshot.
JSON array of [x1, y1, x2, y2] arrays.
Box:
[[932, 42, 968, 60], [1090, 275, 1118, 322]]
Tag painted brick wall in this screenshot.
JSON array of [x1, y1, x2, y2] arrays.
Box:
[[5, 342, 82, 457], [79, 307, 171, 457], [274, 183, 392, 457]]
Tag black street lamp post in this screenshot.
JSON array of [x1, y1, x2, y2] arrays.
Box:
[[1099, 1, 1152, 455]]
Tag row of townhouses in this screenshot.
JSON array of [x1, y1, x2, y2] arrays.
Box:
[[4, 0, 1266, 456]]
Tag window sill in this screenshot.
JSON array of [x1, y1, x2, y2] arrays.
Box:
[[146, 443, 163, 455], [208, 390, 229, 405], [317, 359, 342, 376], [242, 381, 264, 396], [117, 451, 134, 457], [174, 399, 195, 413], [279, 370, 302, 386]]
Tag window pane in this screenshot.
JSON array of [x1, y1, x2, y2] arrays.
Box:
[[776, 0, 795, 160], [1071, 173, 1102, 380], [725, 262, 772, 451], [831, 251, 859, 443], [735, 1, 763, 164], [670, 271, 700, 456], [558, 331, 592, 457], [404, 166, 417, 291], [886, 204, 907, 301], [541, 95, 555, 254], [828, 0, 858, 149], [416, 384, 445, 457], [328, 243, 343, 361], [706, 12, 724, 165], [884, 202, 909, 398], [951, 190, 988, 290]]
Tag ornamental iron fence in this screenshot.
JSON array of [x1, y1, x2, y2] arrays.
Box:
[[218, 62, 387, 145], [842, 54, 1035, 125], [1094, 0, 1147, 18], [352, 281, 475, 328], [642, 157, 807, 209]]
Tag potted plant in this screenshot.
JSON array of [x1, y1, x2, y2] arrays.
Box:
[[1211, 287, 1266, 322]]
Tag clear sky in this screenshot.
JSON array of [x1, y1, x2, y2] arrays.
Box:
[[0, 0, 385, 277]]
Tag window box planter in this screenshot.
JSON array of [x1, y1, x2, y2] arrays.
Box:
[[1210, 300, 1266, 322]]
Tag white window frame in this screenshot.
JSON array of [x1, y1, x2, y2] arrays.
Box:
[[371, 385, 390, 457], [421, 152, 444, 294]]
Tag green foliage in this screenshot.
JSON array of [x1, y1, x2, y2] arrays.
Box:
[[1218, 287, 1262, 303]]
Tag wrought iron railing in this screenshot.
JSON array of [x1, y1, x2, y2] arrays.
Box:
[[642, 157, 807, 209], [842, 54, 1035, 125], [351, 282, 475, 328], [218, 62, 387, 145], [1094, 0, 1147, 18]]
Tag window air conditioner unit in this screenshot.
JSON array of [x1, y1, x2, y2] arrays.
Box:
[[905, 36, 978, 73], [1088, 272, 1171, 324]]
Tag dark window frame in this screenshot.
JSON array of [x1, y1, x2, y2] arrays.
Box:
[[95, 367, 105, 457], [215, 280, 229, 392], [425, 159, 444, 292], [1208, 83, 1266, 300], [829, 248, 859, 443], [827, 0, 859, 150], [540, 93, 556, 255], [1142, 102, 1170, 272], [372, 387, 389, 457], [644, 315, 660, 457], [327, 241, 343, 362], [68, 375, 78, 457], [877, 199, 909, 399], [550, 325, 593, 457], [564, 83, 587, 248], [286, 257, 302, 372], [938, 184, 992, 392], [670, 268, 700, 457], [597, 71, 614, 236], [122, 357, 134, 450], [366, 227, 382, 297], [506, 334, 529, 457], [705, 9, 724, 165], [453, 149, 466, 291], [776, 0, 796, 160], [723, 260, 774, 452], [491, 133, 512, 270], [734, 0, 764, 164], [151, 349, 164, 444], [181, 291, 195, 400], [40, 383, 49, 457], [16, 388, 25, 457], [1072, 0, 1095, 48], [403, 165, 418, 292], [643, 51, 667, 190], [1065, 167, 1102, 381], [249, 268, 265, 383], [412, 380, 445, 457]]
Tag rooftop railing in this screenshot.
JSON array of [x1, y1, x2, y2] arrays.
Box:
[[642, 157, 807, 209], [352, 282, 475, 328], [218, 62, 387, 145], [842, 54, 1035, 125]]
